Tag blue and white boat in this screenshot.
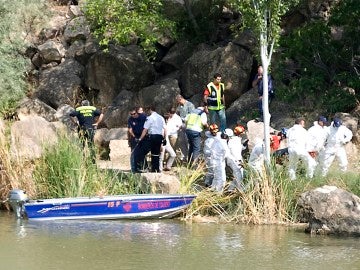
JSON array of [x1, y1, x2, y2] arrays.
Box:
[[8, 189, 196, 221]]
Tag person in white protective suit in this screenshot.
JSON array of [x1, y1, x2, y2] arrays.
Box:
[[320, 118, 353, 176], [223, 128, 245, 191], [306, 116, 329, 161], [287, 118, 317, 180], [203, 124, 226, 192], [232, 125, 248, 160], [248, 138, 265, 178]]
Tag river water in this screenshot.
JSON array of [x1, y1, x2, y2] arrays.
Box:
[[0, 211, 359, 270]]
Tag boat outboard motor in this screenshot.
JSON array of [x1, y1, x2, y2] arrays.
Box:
[[8, 189, 28, 219]]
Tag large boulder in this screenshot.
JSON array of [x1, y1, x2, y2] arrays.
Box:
[[63, 16, 91, 44], [232, 29, 258, 52], [55, 104, 78, 131], [297, 185, 360, 236], [37, 40, 65, 64], [85, 45, 156, 106], [107, 139, 131, 169], [226, 87, 258, 128], [102, 90, 135, 128], [138, 78, 181, 115], [158, 41, 195, 74], [16, 98, 57, 122], [281, 0, 340, 34], [10, 116, 58, 160], [65, 37, 99, 66], [33, 59, 84, 109], [140, 173, 181, 194], [180, 42, 253, 103], [94, 128, 128, 159]]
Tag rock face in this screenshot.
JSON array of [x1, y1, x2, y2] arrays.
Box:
[[297, 185, 360, 236], [33, 59, 84, 108], [180, 42, 253, 104], [85, 45, 156, 106], [10, 116, 59, 160], [17, 98, 58, 122], [7, 0, 360, 167]]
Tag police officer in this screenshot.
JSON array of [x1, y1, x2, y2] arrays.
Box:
[[70, 100, 103, 161], [137, 105, 167, 173], [128, 107, 147, 173]]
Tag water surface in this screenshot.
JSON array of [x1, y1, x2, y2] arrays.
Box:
[[0, 212, 358, 270]]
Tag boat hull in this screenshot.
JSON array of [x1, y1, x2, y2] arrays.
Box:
[[23, 194, 196, 221]]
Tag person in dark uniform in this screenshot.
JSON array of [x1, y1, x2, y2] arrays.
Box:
[[70, 100, 103, 161], [128, 107, 147, 173]]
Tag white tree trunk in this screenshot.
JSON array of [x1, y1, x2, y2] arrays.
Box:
[[260, 35, 271, 168]]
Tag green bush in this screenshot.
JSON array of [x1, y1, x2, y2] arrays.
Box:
[[0, 0, 50, 117], [83, 0, 176, 59], [275, 0, 360, 113]]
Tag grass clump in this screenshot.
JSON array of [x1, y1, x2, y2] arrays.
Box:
[[32, 132, 150, 199], [183, 159, 360, 224]]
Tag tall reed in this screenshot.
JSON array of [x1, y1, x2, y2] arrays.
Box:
[[0, 123, 37, 202], [183, 159, 360, 224], [33, 132, 150, 199]]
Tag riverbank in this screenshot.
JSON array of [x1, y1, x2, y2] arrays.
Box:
[[1, 130, 359, 226]]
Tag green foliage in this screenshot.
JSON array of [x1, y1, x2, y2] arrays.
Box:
[[276, 0, 360, 113], [0, 0, 49, 117], [33, 133, 150, 198], [83, 0, 176, 59], [229, 0, 300, 59], [174, 0, 224, 43]]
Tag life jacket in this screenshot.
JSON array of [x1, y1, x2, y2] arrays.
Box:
[[206, 82, 225, 110]]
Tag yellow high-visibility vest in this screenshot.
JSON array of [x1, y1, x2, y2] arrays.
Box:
[[186, 112, 204, 132], [206, 82, 224, 110], [76, 105, 97, 117]]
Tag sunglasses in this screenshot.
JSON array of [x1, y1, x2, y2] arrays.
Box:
[[130, 112, 137, 116]]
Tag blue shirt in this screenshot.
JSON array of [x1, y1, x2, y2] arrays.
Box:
[[128, 113, 147, 138], [253, 74, 274, 97]]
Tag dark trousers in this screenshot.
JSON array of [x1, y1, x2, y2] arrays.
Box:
[[79, 127, 96, 162], [258, 94, 274, 117], [130, 137, 140, 172], [185, 129, 202, 163], [135, 135, 163, 172], [134, 137, 150, 172]]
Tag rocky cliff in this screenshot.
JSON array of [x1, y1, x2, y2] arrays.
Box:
[[8, 0, 360, 165]]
